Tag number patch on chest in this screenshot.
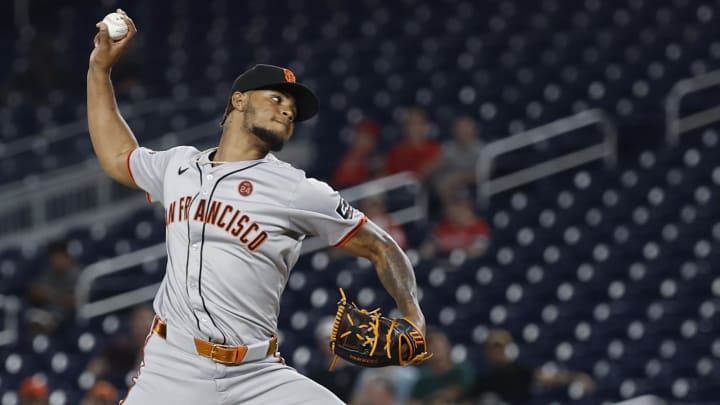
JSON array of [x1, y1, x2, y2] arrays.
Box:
[[238, 180, 254, 196]]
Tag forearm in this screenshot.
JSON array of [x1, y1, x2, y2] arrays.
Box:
[[373, 238, 424, 328], [87, 65, 138, 186], [340, 221, 426, 330], [536, 369, 588, 386]]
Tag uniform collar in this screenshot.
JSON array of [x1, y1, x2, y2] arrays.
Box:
[[193, 147, 277, 166]]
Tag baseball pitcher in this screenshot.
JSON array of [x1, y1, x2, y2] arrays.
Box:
[[87, 9, 430, 405]]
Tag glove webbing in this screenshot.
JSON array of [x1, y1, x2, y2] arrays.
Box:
[[329, 288, 432, 370], [329, 288, 384, 371]]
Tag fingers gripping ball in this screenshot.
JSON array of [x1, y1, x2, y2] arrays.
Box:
[[328, 289, 432, 369], [102, 12, 129, 41]]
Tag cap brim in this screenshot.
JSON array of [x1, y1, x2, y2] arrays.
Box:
[[260, 83, 319, 122]]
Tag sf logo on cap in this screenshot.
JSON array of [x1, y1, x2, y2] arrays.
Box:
[[283, 68, 296, 83]]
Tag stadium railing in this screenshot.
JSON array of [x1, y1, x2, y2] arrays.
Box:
[[475, 108, 618, 208], [0, 295, 20, 347], [0, 118, 220, 250], [666, 68, 720, 146]]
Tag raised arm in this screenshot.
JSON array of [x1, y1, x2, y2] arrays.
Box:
[[87, 9, 139, 188], [340, 220, 426, 333]]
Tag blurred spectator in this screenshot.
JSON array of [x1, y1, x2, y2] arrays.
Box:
[[307, 317, 362, 402], [81, 381, 119, 405], [433, 115, 485, 203], [351, 377, 396, 405], [6, 32, 67, 102], [359, 194, 408, 250], [25, 240, 80, 335], [331, 119, 384, 189], [350, 365, 419, 405], [409, 326, 474, 405], [18, 376, 49, 405], [421, 196, 490, 259], [384, 107, 442, 182], [467, 330, 595, 404], [1, 30, 140, 103], [111, 53, 144, 99], [85, 305, 155, 386]]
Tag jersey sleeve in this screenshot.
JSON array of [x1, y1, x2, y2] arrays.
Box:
[[289, 178, 367, 247], [127, 146, 189, 204]]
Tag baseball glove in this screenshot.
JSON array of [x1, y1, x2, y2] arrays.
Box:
[[329, 288, 432, 369]]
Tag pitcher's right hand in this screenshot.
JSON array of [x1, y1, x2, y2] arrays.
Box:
[[89, 8, 137, 72]]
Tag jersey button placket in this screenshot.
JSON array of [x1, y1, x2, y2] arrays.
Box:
[[201, 174, 213, 195], [186, 195, 205, 328]]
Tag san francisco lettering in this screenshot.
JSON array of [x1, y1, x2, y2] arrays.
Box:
[[165, 197, 268, 251]]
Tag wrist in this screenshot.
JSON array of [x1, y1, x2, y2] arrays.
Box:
[[400, 307, 426, 333], [88, 64, 112, 75]]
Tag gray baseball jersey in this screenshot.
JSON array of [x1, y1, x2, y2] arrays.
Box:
[[128, 145, 367, 346]]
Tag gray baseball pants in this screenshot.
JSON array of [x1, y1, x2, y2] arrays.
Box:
[[121, 327, 344, 404]]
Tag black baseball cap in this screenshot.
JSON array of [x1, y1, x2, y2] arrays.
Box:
[[230, 64, 319, 122]]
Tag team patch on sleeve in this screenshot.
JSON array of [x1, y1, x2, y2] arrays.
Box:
[[335, 197, 354, 219]]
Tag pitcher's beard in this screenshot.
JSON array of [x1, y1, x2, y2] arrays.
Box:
[[251, 125, 286, 152]]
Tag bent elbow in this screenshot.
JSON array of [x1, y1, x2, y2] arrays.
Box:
[[101, 151, 138, 189]]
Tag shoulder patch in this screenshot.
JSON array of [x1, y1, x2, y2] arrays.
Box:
[[335, 197, 354, 220]]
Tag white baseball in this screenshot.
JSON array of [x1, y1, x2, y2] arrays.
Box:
[[102, 12, 129, 41]]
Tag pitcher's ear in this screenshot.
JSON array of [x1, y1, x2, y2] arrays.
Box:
[[231, 91, 247, 112]]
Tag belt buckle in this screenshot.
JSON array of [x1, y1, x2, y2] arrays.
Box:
[[209, 344, 233, 365], [209, 343, 248, 365]]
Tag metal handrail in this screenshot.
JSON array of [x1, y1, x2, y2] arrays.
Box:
[[665, 69, 720, 146], [0, 119, 220, 248], [0, 97, 218, 159], [76, 171, 426, 322], [0, 295, 21, 346], [476, 109, 617, 207], [76, 243, 168, 321]]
